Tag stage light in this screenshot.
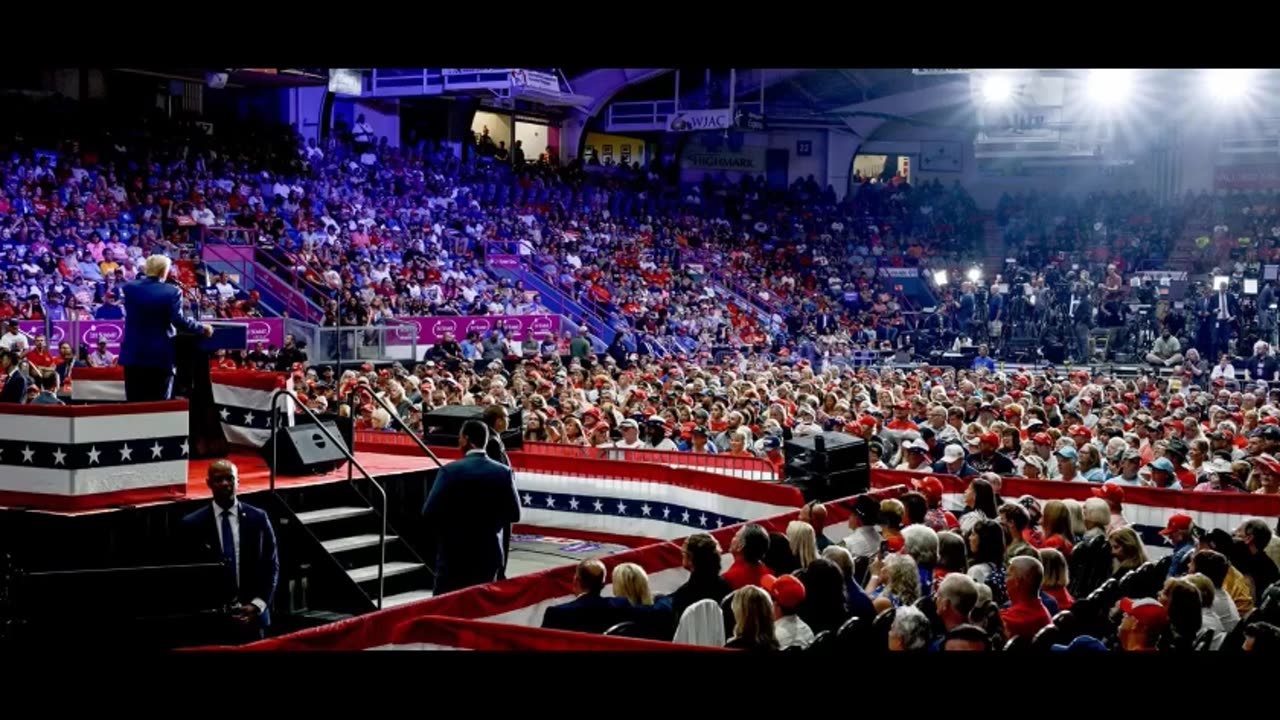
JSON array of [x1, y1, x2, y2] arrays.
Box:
[[981, 75, 1012, 104], [1244, 278, 1259, 295], [1086, 69, 1135, 106], [966, 267, 982, 283], [1205, 68, 1255, 103], [933, 270, 949, 286], [1213, 275, 1229, 291]]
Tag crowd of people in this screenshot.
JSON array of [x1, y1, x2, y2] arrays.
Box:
[[535, 485, 1279, 652]]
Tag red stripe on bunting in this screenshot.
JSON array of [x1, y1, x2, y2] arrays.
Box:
[[210, 370, 288, 391], [0, 399, 188, 418], [871, 469, 1280, 515], [390, 615, 723, 651], [70, 366, 125, 382], [510, 524, 661, 549]]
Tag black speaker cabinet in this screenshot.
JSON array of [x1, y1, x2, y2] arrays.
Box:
[[263, 420, 350, 476], [422, 405, 522, 447], [784, 431, 870, 501]]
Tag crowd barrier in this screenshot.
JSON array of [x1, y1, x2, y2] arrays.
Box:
[[230, 485, 906, 651], [873, 469, 1280, 558]]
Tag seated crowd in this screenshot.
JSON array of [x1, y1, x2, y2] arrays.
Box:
[[541, 489, 1279, 652]]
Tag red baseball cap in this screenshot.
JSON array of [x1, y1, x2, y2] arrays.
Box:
[[1091, 482, 1125, 505], [980, 431, 1000, 447], [895, 400, 910, 410], [1254, 453, 1280, 475], [1112, 403, 1130, 415], [1120, 597, 1169, 628], [858, 415, 878, 428], [913, 476, 945, 503], [762, 573, 806, 611], [1159, 513, 1194, 536], [1264, 416, 1280, 426], [1170, 397, 1185, 408], [1033, 432, 1053, 446], [1045, 396, 1058, 406]]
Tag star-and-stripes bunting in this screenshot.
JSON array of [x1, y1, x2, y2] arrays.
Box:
[[210, 370, 293, 448], [68, 366, 291, 449], [0, 401, 190, 511], [231, 486, 901, 651]]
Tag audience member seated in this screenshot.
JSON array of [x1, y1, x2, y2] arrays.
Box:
[[725, 585, 779, 651], [540, 559, 629, 635], [668, 533, 733, 622], [722, 524, 774, 590], [608, 562, 674, 640]]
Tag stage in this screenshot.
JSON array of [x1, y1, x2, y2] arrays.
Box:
[[5, 449, 441, 517]]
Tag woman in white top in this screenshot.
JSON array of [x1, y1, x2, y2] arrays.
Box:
[[1210, 353, 1236, 382]]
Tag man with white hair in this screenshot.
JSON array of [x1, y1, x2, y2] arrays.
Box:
[[929, 573, 980, 651], [120, 254, 213, 401]]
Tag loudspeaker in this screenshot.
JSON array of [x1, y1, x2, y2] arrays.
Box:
[[422, 405, 522, 447], [784, 432, 870, 502], [263, 421, 349, 476]]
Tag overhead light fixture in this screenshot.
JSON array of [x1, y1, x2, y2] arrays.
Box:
[[1205, 68, 1256, 103], [966, 267, 982, 283], [933, 270, 949, 286], [1213, 275, 1230, 291], [1086, 69, 1135, 106], [981, 74, 1012, 104]]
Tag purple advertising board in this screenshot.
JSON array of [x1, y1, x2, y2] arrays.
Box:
[[252, 270, 324, 322], [487, 254, 523, 270], [16, 318, 283, 354], [391, 315, 558, 346]]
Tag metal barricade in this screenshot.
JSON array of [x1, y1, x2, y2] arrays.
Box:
[[311, 322, 419, 367]]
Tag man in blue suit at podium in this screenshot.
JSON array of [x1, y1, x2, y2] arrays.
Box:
[[120, 255, 213, 401]]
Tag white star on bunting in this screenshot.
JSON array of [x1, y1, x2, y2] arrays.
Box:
[[681, 510, 691, 523], [219, 408, 230, 422], [52, 447, 66, 466], [568, 498, 580, 510], [640, 503, 652, 517], [593, 499, 604, 512], [716, 518, 725, 528], [698, 513, 708, 527], [243, 411, 255, 426], [86, 446, 101, 465], [119, 444, 133, 461], [544, 495, 556, 508], [150, 442, 164, 459], [22, 445, 35, 463], [180, 440, 189, 456], [616, 500, 628, 515], [522, 493, 533, 506], [662, 507, 671, 519]]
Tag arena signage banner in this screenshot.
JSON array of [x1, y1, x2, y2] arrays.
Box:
[[510, 70, 560, 94], [17, 318, 284, 354], [1214, 164, 1280, 190], [680, 146, 766, 173], [393, 315, 558, 346], [667, 109, 734, 133], [487, 254, 523, 270]]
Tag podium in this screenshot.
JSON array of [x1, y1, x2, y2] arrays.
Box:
[[177, 323, 247, 459]]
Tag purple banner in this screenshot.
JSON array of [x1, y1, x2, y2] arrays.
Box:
[[16, 318, 283, 354], [392, 315, 558, 346], [19, 320, 126, 353], [487, 254, 522, 270]]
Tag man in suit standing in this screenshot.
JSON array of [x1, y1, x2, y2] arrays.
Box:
[[541, 559, 630, 634], [422, 420, 521, 594], [0, 349, 30, 403], [120, 254, 213, 401], [181, 459, 279, 643], [481, 404, 515, 580]]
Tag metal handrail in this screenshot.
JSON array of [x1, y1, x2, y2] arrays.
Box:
[[268, 389, 389, 609], [347, 386, 445, 473]]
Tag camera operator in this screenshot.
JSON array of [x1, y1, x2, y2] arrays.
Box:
[[1066, 282, 1093, 363], [1146, 327, 1184, 369], [1099, 288, 1129, 359], [1259, 280, 1278, 348]]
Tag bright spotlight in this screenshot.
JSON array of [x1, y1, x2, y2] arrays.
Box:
[[1205, 68, 1255, 103], [1086, 69, 1135, 106], [981, 75, 1012, 104], [966, 267, 982, 283], [1213, 275, 1230, 291], [933, 270, 949, 286]]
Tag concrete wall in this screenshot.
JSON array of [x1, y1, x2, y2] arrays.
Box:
[[354, 99, 401, 148], [288, 86, 329, 145], [767, 129, 828, 185]]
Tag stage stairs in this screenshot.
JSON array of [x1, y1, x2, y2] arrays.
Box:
[[272, 473, 436, 627]]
